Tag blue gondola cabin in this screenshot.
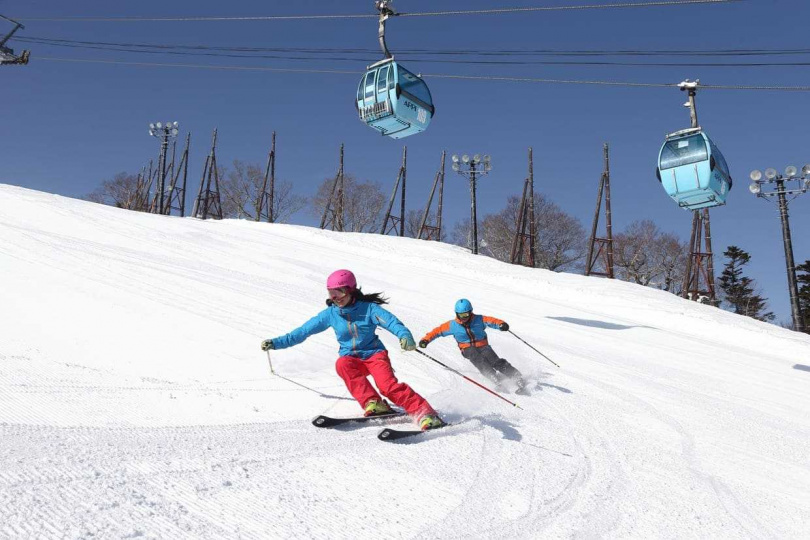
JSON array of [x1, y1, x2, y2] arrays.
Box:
[[356, 58, 435, 139], [656, 127, 732, 210]]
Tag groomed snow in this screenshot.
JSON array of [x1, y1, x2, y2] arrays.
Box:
[[1, 184, 809, 539]]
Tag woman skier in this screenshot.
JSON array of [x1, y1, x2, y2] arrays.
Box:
[[261, 269, 444, 431], [419, 299, 529, 395]]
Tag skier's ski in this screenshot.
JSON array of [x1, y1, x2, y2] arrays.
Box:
[[312, 411, 406, 428], [377, 423, 448, 441]]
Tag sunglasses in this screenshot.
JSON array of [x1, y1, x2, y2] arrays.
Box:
[[456, 311, 472, 320]]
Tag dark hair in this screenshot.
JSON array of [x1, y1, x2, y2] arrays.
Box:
[[353, 287, 388, 305], [326, 287, 388, 306]]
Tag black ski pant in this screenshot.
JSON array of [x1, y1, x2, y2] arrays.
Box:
[[461, 345, 523, 384]]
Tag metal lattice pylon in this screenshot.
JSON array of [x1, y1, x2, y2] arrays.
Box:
[[320, 144, 345, 231], [256, 131, 276, 223], [163, 133, 191, 217], [192, 129, 224, 220], [381, 147, 407, 236], [417, 151, 446, 241], [510, 148, 536, 266], [585, 143, 615, 278], [682, 208, 716, 303]]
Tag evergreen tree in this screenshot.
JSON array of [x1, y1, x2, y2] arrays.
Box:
[[797, 260, 810, 333], [718, 246, 775, 322]]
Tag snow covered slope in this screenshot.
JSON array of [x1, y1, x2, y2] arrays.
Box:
[[1, 184, 809, 539]]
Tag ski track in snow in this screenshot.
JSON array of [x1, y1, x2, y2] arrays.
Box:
[[2, 185, 810, 539]]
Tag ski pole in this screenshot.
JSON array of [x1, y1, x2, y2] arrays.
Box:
[[508, 330, 559, 368], [415, 349, 522, 410], [264, 350, 350, 401], [266, 350, 276, 375]]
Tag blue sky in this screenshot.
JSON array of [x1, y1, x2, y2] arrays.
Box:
[[2, 0, 809, 324]]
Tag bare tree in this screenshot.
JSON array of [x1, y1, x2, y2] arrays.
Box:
[[478, 193, 586, 271], [613, 220, 660, 286], [612, 220, 689, 291], [655, 232, 689, 294], [311, 174, 386, 232], [84, 172, 141, 209], [449, 220, 473, 251], [219, 160, 307, 222], [536, 203, 587, 272]]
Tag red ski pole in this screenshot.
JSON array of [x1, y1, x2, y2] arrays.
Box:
[[415, 349, 523, 410]]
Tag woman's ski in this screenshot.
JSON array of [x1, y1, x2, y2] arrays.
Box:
[[312, 411, 406, 428]]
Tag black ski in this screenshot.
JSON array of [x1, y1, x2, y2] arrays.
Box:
[[377, 423, 448, 441], [312, 411, 406, 428]]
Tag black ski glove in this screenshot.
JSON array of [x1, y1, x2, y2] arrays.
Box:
[[498, 322, 509, 331], [419, 339, 429, 349], [261, 339, 275, 351]]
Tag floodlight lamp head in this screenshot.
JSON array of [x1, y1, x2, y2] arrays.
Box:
[[473, 154, 481, 163], [750, 170, 762, 181], [149, 123, 155, 130], [462, 154, 470, 163], [749, 183, 761, 194], [485, 164, 492, 172], [483, 155, 491, 163], [785, 166, 798, 178], [452, 155, 459, 163], [802, 164, 810, 176], [156, 122, 162, 129], [765, 168, 778, 180], [149, 130, 154, 136], [452, 163, 460, 172], [173, 121, 179, 128], [172, 128, 179, 136]]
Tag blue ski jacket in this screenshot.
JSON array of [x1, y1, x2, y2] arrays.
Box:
[[270, 301, 415, 359]]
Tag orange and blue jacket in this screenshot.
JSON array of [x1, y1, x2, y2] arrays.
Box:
[[421, 314, 504, 350]]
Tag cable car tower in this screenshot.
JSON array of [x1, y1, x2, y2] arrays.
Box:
[[356, 1, 435, 139], [380, 147, 407, 236], [0, 15, 30, 66], [585, 143, 615, 278], [320, 144, 346, 232], [417, 151, 446, 241], [510, 148, 537, 267]]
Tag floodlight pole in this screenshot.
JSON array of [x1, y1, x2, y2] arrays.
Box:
[[451, 154, 491, 255], [749, 167, 809, 332], [470, 162, 479, 254], [776, 179, 803, 332]]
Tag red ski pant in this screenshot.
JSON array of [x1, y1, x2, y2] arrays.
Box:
[[335, 350, 435, 417]]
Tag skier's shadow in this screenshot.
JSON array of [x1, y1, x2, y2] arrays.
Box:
[[794, 364, 810, 373], [533, 381, 572, 394], [547, 316, 652, 331]]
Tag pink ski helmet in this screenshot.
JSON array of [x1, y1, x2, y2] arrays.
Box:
[[326, 269, 357, 290]]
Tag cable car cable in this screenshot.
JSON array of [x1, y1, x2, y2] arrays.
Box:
[[14, 0, 745, 23], [34, 56, 810, 91], [18, 38, 810, 68], [18, 36, 810, 59]]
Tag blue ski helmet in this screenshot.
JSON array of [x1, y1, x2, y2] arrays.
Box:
[[455, 298, 473, 314]]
